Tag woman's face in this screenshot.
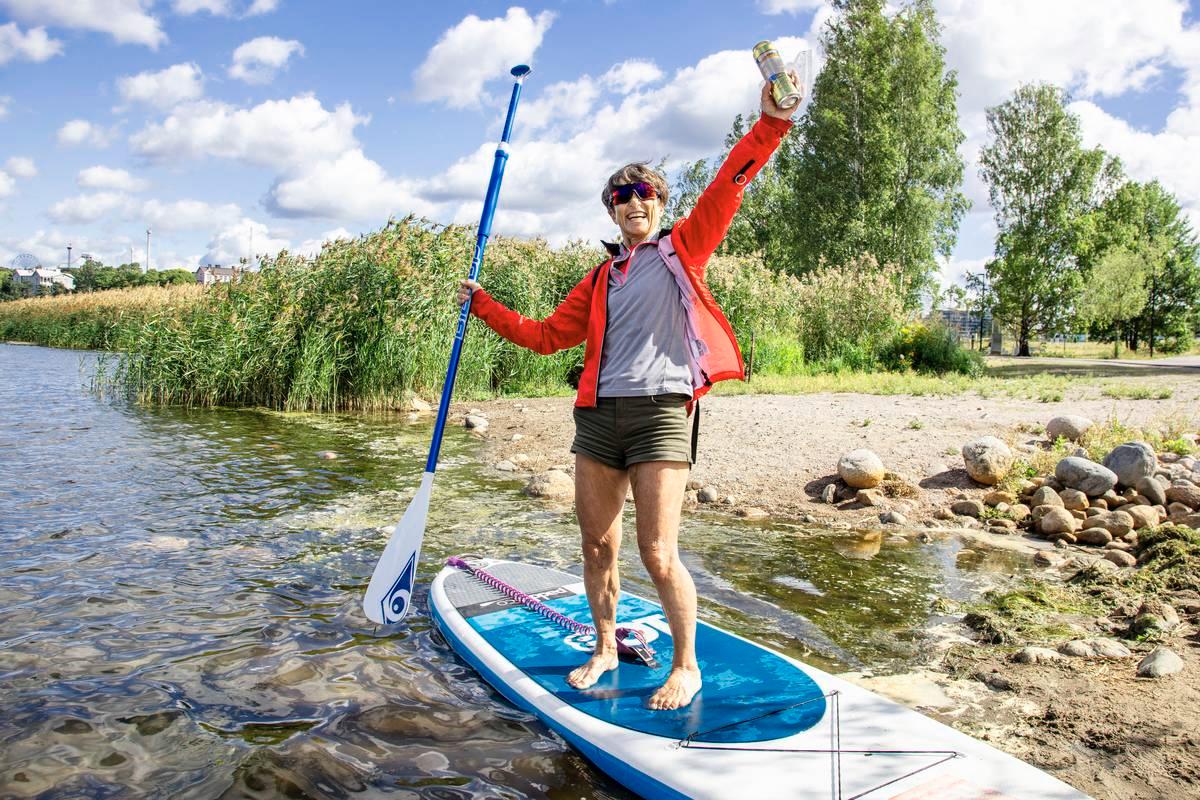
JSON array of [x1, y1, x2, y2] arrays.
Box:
[[609, 189, 663, 246]]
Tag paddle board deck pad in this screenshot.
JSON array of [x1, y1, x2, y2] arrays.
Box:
[[430, 558, 1089, 800]]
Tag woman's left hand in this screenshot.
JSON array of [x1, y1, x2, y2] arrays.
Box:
[[761, 70, 801, 120]]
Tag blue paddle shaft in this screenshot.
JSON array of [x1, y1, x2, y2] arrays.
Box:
[[426, 70, 528, 473]]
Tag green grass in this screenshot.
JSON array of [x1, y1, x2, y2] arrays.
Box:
[[1101, 383, 1174, 400]]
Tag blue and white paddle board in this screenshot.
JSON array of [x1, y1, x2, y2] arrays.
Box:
[[430, 559, 1089, 800]]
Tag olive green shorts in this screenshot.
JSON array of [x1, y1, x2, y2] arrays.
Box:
[[571, 393, 694, 470]]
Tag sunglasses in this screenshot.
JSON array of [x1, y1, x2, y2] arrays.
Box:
[[611, 182, 659, 205]]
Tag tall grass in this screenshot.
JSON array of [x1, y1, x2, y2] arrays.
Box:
[[0, 284, 202, 350]]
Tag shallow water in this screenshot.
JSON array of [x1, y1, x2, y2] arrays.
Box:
[[0, 344, 1026, 799]]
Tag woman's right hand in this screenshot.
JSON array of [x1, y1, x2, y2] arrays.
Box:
[[457, 279, 481, 306]]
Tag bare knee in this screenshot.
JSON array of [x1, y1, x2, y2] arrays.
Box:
[[638, 539, 677, 583], [583, 530, 620, 568]]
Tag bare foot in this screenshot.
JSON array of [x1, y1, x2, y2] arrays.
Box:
[[566, 651, 619, 689], [647, 667, 702, 710]]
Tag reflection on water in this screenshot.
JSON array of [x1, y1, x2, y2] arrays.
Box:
[[0, 344, 1023, 798]]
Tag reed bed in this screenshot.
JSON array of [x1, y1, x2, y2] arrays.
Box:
[[0, 284, 203, 350]]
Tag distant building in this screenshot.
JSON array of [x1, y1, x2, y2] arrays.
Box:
[[12, 268, 75, 294], [195, 265, 241, 286], [936, 307, 991, 342]]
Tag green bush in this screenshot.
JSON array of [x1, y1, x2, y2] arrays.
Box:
[[880, 321, 984, 376]]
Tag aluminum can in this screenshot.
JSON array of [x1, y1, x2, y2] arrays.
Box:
[[753, 40, 801, 109]]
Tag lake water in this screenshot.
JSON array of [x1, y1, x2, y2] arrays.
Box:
[[0, 343, 1023, 799]]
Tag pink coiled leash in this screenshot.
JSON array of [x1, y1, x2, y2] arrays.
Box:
[[446, 556, 659, 668]]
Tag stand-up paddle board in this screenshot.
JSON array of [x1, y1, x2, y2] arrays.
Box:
[[430, 557, 1089, 800]]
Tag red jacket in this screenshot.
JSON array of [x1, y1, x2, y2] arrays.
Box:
[[470, 114, 792, 407]]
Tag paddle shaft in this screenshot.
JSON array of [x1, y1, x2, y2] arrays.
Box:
[[426, 72, 528, 473]]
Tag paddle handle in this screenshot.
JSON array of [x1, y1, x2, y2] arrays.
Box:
[[426, 65, 530, 473]]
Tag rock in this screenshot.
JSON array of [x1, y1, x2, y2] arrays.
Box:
[[1166, 483, 1200, 510], [1058, 638, 1131, 658], [1103, 489, 1125, 506], [316, 450, 338, 460], [494, 460, 517, 472], [1055, 457, 1118, 497], [1168, 501, 1193, 521], [698, 486, 720, 504], [510, 433, 524, 442], [1059, 488, 1089, 511], [1046, 415, 1094, 442], [1010, 503, 1031, 523], [687, 479, 704, 491], [1077, 527, 1113, 546], [837, 484, 858, 502], [1040, 508, 1077, 536], [1013, 646, 1068, 664], [1030, 486, 1063, 508], [1136, 476, 1167, 506], [934, 507, 956, 520], [1054, 537, 1069, 548], [408, 396, 432, 413], [1085, 507, 1104, 518], [736, 507, 769, 519], [684, 489, 699, 504], [951, 500, 985, 518], [1033, 551, 1058, 567], [880, 511, 907, 525], [1125, 505, 1159, 530], [1070, 509, 1087, 520], [821, 483, 838, 504], [1090, 499, 1109, 511], [1018, 479, 1037, 496], [1105, 510, 1135, 536], [962, 437, 1013, 486], [1137, 647, 1184, 678], [1185, 514, 1200, 530], [838, 449, 886, 489], [464, 414, 489, 431], [1130, 599, 1180, 638], [511, 454, 530, 465], [988, 518, 1016, 531], [984, 490, 1016, 506], [1103, 442, 1158, 487], [856, 489, 885, 507], [523, 470, 574, 500], [1104, 550, 1137, 568]]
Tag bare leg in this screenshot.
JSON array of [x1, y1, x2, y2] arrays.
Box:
[[566, 453, 629, 690], [630, 460, 701, 710]]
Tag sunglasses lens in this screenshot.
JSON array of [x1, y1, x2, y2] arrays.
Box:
[[612, 182, 658, 205]]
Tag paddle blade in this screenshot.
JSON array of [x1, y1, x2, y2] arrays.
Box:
[[363, 471, 435, 624]]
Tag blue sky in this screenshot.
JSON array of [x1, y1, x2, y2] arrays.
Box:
[[2, 0, 1198, 289]]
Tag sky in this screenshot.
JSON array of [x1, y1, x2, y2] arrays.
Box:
[[1, 0, 1198, 289]]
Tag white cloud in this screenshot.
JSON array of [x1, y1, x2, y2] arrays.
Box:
[[171, 0, 231, 13], [228, 36, 304, 84], [57, 119, 113, 147], [267, 148, 434, 220], [0, 172, 14, 199], [600, 60, 664, 94], [141, 198, 241, 231], [78, 165, 147, 192], [4, 156, 37, 178], [758, 0, 826, 13], [296, 227, 352, 257], [0, 96, 9, 119], [131, 95, 363, 171], [0, 22, 63, 64], [202, 217, 287, 265], [244, 0, 278, 16], [0, 0, 166, 49], [48, 191, 134, 224], [518, 76, 601, 133], [118, 63, 204, 109], [414, 8, 554, 109]]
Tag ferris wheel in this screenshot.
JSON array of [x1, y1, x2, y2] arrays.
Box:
[[9, 253, 41, 270]]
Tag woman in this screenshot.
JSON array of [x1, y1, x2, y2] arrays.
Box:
[[457, 80, 794, 710]]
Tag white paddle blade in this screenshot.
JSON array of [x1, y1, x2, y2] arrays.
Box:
[[363, 471, 435, 624]]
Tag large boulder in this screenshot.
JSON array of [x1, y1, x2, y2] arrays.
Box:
[[523, 469, 574, 501], [962, 437, 1013, 486], [1137, 647, 1184, 678], [1055, 456, 1118, 497], [1039, 508, 1077, 536], [838, 449, 886, 489], [1102, 442, 1157, 488], [1136, 476, 1168, 507], [1046, 415, 1093, 442]]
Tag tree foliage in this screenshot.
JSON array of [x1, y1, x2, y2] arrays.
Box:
[[1075, 247, 1148, 356], [778, 0, 967, 307], [978, 83, 1113, 355]]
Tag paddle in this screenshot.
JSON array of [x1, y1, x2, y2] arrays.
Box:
[[363, 65, 533, 625]]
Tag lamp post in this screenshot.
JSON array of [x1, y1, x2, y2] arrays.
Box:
[[145, 228, 151, 273], [67, 243, 72, 270]]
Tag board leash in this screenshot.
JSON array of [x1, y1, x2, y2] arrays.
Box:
[[446, 556, 659, 668]]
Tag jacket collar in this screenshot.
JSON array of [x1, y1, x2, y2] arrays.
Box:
[[601, 227, 671, 259]]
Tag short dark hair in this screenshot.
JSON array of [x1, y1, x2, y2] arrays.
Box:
[[601, 162, 669, 214]]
